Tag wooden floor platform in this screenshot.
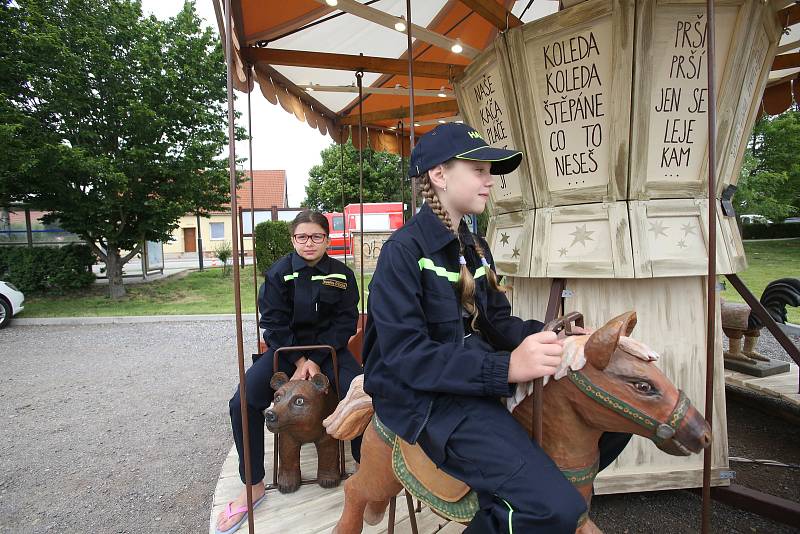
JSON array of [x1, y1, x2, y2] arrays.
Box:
[[725, 362, 800, 408], [209, 433, 465, 534]]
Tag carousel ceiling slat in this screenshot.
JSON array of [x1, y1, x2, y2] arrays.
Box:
[[457, 0, 521, 30], [772, 52, 800, 71], [311, 0, 481, 59], [777, 4, 799, 27], [243, 47, 465, 79], [340, 99, 459, 125]]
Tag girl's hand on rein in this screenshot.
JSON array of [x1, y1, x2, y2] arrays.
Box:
[[508, 331, 564, 383]]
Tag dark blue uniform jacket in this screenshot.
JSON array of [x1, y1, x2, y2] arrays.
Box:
[[259, 252, 359, 366], [363, 203, 544, 444]]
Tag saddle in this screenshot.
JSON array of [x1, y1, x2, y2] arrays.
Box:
[[373, 416, 479, 523]]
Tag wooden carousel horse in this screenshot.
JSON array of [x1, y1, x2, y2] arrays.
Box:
[[721, 278, 800, 363], [325, 312, 712, 534], [265, 372, 341, 493]]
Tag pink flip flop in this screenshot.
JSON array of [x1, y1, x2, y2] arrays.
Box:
[[215, 495, 265, 534]]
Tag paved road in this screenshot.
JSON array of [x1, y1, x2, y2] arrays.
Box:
[[0, 320, 259, 533]]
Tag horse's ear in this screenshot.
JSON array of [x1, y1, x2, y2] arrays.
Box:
[[270, 372, 289, 391], [311, 372, 330, 394], [585, 312, 637, 370]]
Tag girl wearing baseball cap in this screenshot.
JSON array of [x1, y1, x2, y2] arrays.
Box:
[[361, 123, 630, 533]]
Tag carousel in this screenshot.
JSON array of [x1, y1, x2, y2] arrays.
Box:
[[209, 1, 800, 533]]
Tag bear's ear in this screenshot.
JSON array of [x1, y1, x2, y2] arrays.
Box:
[[270, 372, 289, 391], [310, 373, 330, 394]]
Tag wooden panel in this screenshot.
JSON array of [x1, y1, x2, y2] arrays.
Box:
[[530, 202, 634, 278], [629, 198, 738, 277], [209, 439, 452, 534], [486, 210, 535, 276], [528, 277, 729, 493], [455, 35, 535, 213], [508, 277, 553, 323], [507, 0, 634, 207], [716, 2, 782, 197], [629, 0, 757, 199]]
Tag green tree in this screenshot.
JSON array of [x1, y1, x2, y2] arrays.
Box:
[[736, 110, 800, 221], [304, 140, 409, 212], [0, 0, 243, 297]]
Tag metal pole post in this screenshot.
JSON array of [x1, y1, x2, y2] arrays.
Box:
[[246, 66, 260, 340], [24, 208, 32, 248], [196, 213, 204, 271], [406, 0, 416, 215], [224, 1, 255, 532], [356, 71, 366, 315], [701, 0, 718, 531]]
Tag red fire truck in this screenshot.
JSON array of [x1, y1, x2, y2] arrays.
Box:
[[324, 202, 404, 258]]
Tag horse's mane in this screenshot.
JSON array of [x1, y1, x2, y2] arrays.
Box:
[[505, 334, 660, 413]]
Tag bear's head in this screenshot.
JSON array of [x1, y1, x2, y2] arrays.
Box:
[[264, 372, 336, 438]]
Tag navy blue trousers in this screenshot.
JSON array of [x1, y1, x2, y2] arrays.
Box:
[[229, 350, 363, 484], [416, 395, 631, 534]]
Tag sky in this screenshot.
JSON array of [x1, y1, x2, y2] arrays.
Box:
[[140, 0, 331, 207]]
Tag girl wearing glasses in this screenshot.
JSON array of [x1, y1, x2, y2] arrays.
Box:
[[218, 210, 362, 534]]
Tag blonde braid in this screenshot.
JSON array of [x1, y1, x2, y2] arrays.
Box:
[[472, 239, 508, 294], [419, 171, 477, 317]]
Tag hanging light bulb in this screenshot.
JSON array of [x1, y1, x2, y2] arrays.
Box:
[[394, 16, 406, 32], [450, 42, 463, 54], [414, 122, 421, 127], [437, 86, 448, 98], [325, 0, 338, 6], [438, 120, 446, 124]]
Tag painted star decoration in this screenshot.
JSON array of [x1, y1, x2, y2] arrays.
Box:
[[558, 247, 568, 257], [677, 240, 688, 249], [569, 224, 595, 248], [681, 223, 697, 237], [648, 220, 669, 239], [500, 232, 510, 246], [511, 247, 520, 259]]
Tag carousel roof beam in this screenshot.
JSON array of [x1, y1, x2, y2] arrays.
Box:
[[406, 115, 464, 128], [777, 39, 800, 55], [774, 0, 797, 12], [772, 52, 800, 71], [340, 99, 460, 125], [311, 0, 481, 59], [776, 4, 800, 26], [243, 47, 464, 78], [457, 0, 522, 30], [299, 84, 454, 98]]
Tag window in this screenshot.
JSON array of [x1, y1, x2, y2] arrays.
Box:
[[210, 222, 225, 240], [332, 216, 344, 232]]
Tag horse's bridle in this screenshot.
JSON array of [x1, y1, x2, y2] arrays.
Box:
[[544, 312, 692, 446], [567, 371, 691, 446]]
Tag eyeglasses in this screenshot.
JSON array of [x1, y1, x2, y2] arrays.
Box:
[[293, 233, 327, 244]]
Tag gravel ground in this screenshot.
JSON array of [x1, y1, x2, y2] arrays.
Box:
[[1, 321, 797, 534], [0, 320, 259, 534]]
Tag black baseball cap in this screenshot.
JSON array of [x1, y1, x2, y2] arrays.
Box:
[[409, 122, 523, 178]]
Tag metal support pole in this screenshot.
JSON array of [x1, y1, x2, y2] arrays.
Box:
[[398, 120, 406, 223], [701, 0, 718, 531], [24, 208, 32, 248], [196, 213, 204, 271], [356, 71, 366, 314], [405, 0, 417, 215], [246, 66, 260, 342], [239, 207, 246, 268], [224, 1, 255, 532], [340, 133, 347, 262]]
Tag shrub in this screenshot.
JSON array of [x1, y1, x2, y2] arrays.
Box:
[[254, 220, 293, 274], [742, 223, 800, 240], [0, 244, 95, 294], [214, 241, 232, 275]]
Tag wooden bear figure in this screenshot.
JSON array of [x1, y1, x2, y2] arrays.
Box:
[[265, 372, 340, 493]]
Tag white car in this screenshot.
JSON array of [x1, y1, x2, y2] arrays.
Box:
[[0, 281, 25, 329]]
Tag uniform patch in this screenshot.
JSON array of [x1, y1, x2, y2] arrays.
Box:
[[323, 279, 347, 290]]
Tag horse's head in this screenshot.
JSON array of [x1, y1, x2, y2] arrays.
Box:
[[567, 312, 711, 456]]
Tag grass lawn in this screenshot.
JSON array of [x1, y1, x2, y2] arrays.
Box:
[[20, 266, 373, 317], [720, 238, 800, 324], [19, 239, 798, 321]]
